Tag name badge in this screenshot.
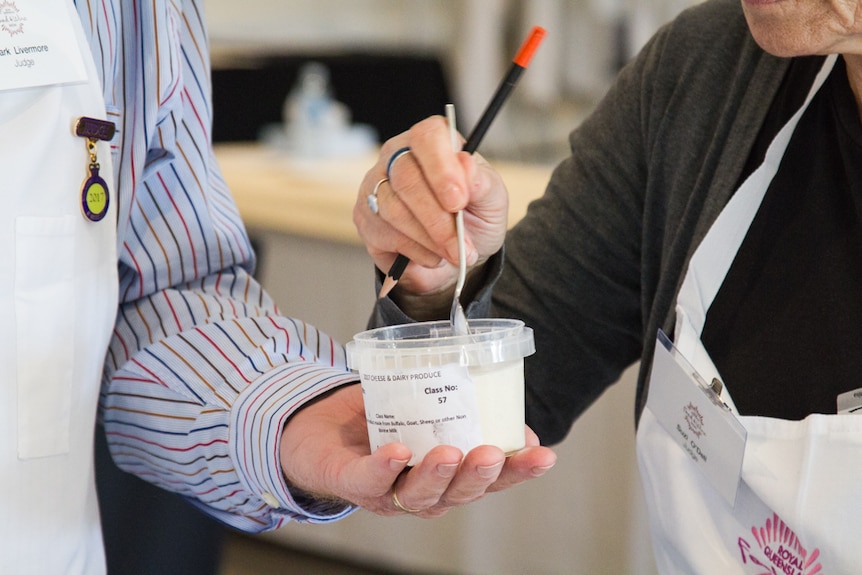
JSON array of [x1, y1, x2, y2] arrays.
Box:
[[646, 330, 747, 506], [0, 0, 87, 92], [837, 387, 862, 414]]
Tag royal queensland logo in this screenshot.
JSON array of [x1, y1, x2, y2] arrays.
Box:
[[0, 1, 25, 37], [683, 401, 705, 439], [738, 513, 823, 575]]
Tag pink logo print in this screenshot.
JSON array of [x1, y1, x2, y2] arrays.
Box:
[[738, 513, 822, 575], [684, 401, 705, 439], [0, 1, 25, 37]]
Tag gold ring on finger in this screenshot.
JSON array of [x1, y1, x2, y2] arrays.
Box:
[[392, 485, 422, 514]]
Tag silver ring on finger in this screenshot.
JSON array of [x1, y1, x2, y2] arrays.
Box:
[[386, 147, 411, 179], [367, 177, 388, 215]]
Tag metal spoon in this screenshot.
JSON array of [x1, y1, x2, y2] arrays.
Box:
[[446, 104, 470, 337]]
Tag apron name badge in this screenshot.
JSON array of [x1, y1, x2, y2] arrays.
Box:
[[646, 330, 747, 506], [837, 387, 862, 414]]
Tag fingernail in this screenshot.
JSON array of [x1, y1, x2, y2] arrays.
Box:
[[437, 463, 459, 478], [531, 464, 555, 477], [443, 184, 463, 212], [477, 461, 504, 479], [390, 458, 410, 471]]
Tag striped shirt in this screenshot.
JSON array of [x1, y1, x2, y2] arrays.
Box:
[[74, 0, 357, 530]]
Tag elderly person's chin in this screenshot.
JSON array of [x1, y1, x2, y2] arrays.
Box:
[[741, 0, 862, 58]]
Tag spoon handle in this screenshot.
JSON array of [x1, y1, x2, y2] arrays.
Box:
[[446, 104, 470, 336]]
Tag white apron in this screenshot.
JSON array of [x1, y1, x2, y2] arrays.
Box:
[[0, 3, 118, 573], [636, 55, 862, 574]]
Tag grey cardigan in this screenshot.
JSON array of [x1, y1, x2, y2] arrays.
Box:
[[373, 0, 814, 445]]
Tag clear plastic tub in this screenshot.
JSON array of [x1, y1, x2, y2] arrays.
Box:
[[346, 319, 535, 464]]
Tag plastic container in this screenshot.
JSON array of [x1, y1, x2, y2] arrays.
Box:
[[346, 319, 535, 465]]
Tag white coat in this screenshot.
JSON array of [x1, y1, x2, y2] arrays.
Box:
[[0, 3, 117, 572]]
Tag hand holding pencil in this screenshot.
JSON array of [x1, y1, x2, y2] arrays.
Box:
[[353, 26, 546, 310], [355, 115, 506, 315]]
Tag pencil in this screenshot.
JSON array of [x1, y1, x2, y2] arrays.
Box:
[[378, 25, 547, 299]]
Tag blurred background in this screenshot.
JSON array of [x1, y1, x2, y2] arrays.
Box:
[[129, 1, 699, 574], [205, 0, 697, 163]]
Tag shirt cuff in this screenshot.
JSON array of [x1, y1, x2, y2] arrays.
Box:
[[229, 361, 359, 523]]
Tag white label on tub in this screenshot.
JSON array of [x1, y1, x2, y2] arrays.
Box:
[[360, 363, 482, 466]]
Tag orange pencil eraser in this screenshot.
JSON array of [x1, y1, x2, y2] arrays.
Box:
[[513, 26, 547, 68]]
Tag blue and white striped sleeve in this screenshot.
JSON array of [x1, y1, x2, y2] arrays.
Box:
[[77, 0, 360, 530]]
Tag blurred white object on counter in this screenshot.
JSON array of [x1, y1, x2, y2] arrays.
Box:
[[262, 62, 377, 158]]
